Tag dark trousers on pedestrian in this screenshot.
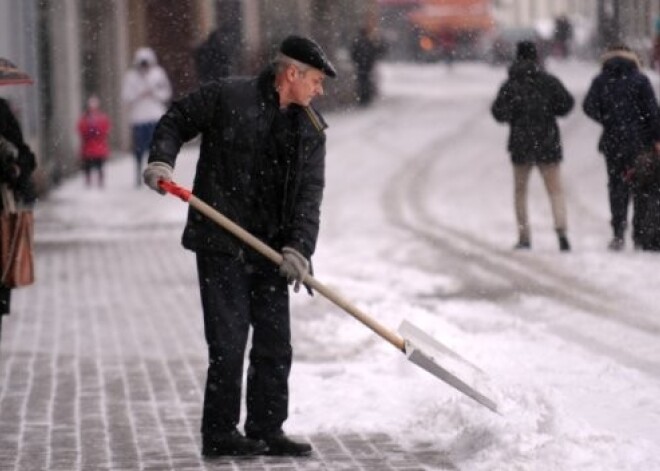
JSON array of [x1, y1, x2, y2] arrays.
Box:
[[82, 158, 106, 187], [0, 286, 9, 315], [605, 156, 641, 243], [131, 122, 157, 187], [0, 286, 10, 343], [355, 72, 374, 106], [196, 252, 292, 439]]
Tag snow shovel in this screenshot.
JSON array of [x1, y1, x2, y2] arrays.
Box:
[[159, 180, 499, 414]]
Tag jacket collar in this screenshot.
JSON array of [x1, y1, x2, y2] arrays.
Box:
[[601, 49, 641, 69]]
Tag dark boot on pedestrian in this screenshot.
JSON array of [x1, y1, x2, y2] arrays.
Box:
[[557, 230, 571, 252], [247, 430, 312, 456], [202, 430, 268, 458], [513, 236, 531, 250], [608, 236, 624, 251]]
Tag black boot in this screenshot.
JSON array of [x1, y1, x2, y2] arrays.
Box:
[[608, 237, 624, 251], [513, 237, 530, 250], [247, 430, 312, 456], [557, 231, 571, 252], [609, 226, 625, 251], [202, 430, 268, 458]]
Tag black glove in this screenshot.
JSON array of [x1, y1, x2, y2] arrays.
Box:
[[279, 246, 309, 293], [143, 161, 173, 194]]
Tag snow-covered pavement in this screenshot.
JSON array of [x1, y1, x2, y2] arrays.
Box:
[[304, 59, 660, 469], [2, 58, 660, 470]]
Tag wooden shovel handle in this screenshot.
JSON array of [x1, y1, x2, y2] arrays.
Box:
[[160, 180, 406, 352]]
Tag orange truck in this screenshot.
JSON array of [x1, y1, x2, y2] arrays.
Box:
[[407, 0, 494, 61]]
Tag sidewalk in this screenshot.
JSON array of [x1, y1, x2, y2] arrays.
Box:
[[0, 152, 440, 471]]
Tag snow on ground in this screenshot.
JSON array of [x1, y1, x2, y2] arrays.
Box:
[[38, 58, 660, 470], [291, 58, 660, 470]]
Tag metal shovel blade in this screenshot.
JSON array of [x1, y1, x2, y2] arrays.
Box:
[[399, 320, 499, 413]]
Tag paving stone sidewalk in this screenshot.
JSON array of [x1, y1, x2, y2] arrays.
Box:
[[0, 155, 450, 471]]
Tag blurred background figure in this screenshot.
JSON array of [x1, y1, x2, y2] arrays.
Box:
[[553, 14, 573, 58], [652, 31, 660, 74], [121, 47, 172, 188], [651, 18, 660, 96], [194, 28, 232, 86], [350, 25, 386, 107], [77, 95, 111, 188], [438, 28, 456, 69]]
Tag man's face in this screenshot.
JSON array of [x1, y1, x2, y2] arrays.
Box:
[[290, 67, 325, 106]]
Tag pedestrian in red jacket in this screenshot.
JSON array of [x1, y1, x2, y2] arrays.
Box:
[[77, 95, 111, 187]]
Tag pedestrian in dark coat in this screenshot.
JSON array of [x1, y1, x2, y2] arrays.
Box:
[[351, 26, 386, 106], [583, 44, 660, 250], [143, 35, 336, 459], [194, 29, 232, 85], [492, 41, 574, 251], [0, 97, 37, 341]]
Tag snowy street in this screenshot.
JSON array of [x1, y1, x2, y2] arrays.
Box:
[[2, 59, 660, 470], [311, 59, 660, 469]]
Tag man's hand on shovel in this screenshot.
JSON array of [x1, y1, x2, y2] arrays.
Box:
[[279, 246, 309, 293], [143, 162, 174, 194]]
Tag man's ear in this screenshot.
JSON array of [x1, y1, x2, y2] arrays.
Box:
[[285, 64, 298, 82]]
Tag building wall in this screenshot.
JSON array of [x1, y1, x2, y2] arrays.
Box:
[[507, 0, 660, 59], [494, 0, 597, 28], [144, 0, 205, 98], [0, 1, 39, 151], [620, 0, 657, 59]]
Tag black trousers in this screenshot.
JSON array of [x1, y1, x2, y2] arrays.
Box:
[[605, 156, 640, 241], [355, 72, 375, 106], [196, 252, 291, 438], [0, 286, 10, 344], [0, 286, 10, 315]]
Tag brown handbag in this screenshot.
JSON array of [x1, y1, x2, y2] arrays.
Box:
[[0, 184, 34, 288]]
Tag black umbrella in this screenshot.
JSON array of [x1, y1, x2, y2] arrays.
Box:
[[0, 58, 33, 86]]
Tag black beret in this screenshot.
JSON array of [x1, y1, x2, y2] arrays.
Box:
[[279, 35, 337, 78]]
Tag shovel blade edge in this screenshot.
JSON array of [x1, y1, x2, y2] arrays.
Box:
[[399, 321, 499, 414], [405, 343, 498, 413]]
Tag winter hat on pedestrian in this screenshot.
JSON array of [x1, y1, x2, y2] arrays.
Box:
[[133, 47, 158, 67], [516, 41, 538, 62], [279, 35, 337, 78]]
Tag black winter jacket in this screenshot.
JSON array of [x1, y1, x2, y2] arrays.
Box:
[[583, 52, 660, 163], [148, 67, 327, 259], [491, 60, 574, 164], [0, 98, 37, 209]]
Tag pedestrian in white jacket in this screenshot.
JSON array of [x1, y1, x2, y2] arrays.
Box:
[[122, 47, 172, 187]]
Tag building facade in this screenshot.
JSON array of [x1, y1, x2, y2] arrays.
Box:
[[495, 0, 660, 59]]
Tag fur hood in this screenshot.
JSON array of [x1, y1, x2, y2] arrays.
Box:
[[600, 49, 641, 69]]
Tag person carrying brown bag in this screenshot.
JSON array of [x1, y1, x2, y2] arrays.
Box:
[[0, 94, 37, 342]]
